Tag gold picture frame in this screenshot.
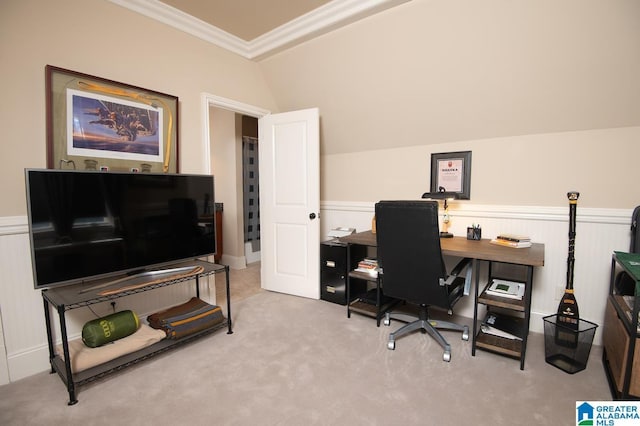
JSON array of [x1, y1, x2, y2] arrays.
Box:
[[46, 65, 179, 173]]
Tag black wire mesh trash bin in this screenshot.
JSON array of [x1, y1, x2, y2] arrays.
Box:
[[543, 314, 598, 374]]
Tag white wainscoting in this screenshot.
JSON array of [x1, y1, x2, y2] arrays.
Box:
[[0, 204, 633, 382], [0, 216, 215, 383], [0, 306, 8, 385], [321, 201, 634, 347]]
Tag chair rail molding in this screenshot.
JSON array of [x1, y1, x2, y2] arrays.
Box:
[[321, 201, 633, 225], [320, 200, 634, 345], [0, 216, 27, 236]]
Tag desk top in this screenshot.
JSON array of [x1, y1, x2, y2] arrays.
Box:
[[340, 230, 544, 267]]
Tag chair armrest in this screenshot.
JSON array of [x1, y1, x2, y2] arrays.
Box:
[[444, 257, 473, 296], [448, 257, 472, 278]]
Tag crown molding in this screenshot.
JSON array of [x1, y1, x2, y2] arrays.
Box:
[[248, 0, 410, 59], [108, 0, 249, 56], [0, 216, 27, 236], [108, 0, 410, 60]]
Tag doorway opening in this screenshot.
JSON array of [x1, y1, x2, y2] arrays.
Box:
[[202, 93, 269, 270], [242, 134, 260, 263], [241, 115, 260, 264]]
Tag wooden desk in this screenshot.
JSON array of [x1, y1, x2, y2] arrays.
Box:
[[340, 231, 544, 266], [340, 230, 545, 369]]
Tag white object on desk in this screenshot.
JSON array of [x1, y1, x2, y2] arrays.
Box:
[[328, 227, 356, 238], [485, 279, 525, 300]]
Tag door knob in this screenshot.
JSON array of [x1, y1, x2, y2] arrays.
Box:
[[309, 213, 316, 220]]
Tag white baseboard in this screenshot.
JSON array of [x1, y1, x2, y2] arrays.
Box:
[[7, 345, 50, 382], [220, 254, 247, 270], [244, 242, 261, 264], [0, 315, 9, 385]]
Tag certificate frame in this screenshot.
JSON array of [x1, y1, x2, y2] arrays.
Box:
[[46, 65, 179, 173], [430, 150, 472, 200]]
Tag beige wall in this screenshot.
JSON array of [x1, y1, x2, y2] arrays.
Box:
[[259, 0, 640, 208], [323, 127, 640, 207], [0, 0, 278, 217], [210, 108, 244, 260], [4, 0, 638, 212], [212, 109, 251, 263]]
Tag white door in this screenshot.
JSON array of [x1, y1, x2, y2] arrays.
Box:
[[258, 108, 320, 299]]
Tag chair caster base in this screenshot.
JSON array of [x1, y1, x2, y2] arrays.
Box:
[[462, 325, 469, 341]]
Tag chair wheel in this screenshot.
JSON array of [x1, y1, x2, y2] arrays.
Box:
[[443, 351, 451, 362], [387, 340, 395, 350], [462, 326, 469, 341], [383, 317, 390, 326]]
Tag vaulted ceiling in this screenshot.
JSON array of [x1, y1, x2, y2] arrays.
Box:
[[104, 0, 640, 159], [159, 0, 333, 41], [108, 0, 411, 59]]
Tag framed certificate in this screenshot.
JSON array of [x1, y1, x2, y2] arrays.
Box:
[[430, 151, 472, 199]]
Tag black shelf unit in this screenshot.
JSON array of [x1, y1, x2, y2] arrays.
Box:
[[347, 270, 399, 326], [42, 259, 232, 405], [337, 233, 401, 326], [473, 261, 533, 370]]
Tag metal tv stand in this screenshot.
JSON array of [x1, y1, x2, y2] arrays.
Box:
[[77, 265, 202, 294], [41, 259, 232, 405]]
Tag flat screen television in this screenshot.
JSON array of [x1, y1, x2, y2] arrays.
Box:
[[25, 169, 216, 290]]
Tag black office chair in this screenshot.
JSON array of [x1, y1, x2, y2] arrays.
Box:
[[375, 200, 471, 362]]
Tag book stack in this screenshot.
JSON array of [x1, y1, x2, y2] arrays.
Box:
[[355, 258, 379, 276], [480, 312, 523, 340], [490, 233, 532, 248], [485, 279, 525, 300]]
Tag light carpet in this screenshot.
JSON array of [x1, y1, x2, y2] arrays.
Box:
[[0, 290, 611, 425]]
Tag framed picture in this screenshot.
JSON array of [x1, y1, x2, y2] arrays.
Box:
[[430, 151, 472, 199], [46, 65, 179, 173]]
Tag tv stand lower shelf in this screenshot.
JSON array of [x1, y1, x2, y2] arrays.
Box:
[[51, 322, 227, 387], [42, 260, 232, 405]]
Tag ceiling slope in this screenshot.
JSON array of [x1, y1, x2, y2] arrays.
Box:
[[108, 0, 411, 60]]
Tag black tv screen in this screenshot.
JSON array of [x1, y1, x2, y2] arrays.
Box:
[[25, 169, 216, 289]]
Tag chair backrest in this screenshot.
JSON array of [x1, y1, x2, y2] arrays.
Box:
[[375, 200, 449, 307]]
